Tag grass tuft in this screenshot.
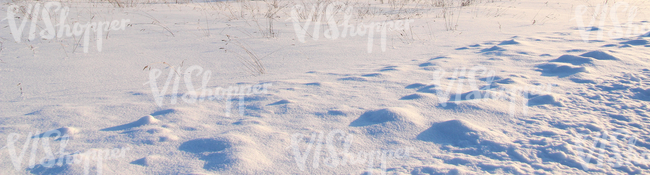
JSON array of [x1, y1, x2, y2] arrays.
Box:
[[223, 35, 266, 76]]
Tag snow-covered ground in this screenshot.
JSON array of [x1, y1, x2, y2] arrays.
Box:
[[1, 0, 650, 174]]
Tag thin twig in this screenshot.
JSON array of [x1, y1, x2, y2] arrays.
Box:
[[59, 42, 69, 59]]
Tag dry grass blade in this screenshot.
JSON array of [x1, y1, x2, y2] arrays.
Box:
[[136, 12, 175, 37], [224, 35, 266, 75], [232, 43, 265, 75], [108, 0, 124, 8], [59, 42, 69, 59]]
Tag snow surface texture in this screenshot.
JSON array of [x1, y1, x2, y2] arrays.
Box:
[[1, 0, 650, 174]]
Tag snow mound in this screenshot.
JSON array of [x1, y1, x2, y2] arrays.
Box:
[[138, 115, 160, 124], [233, 119, 266, 125], [150, 109, 177, 116], [498, 39, 520, 45], [179, 138, 231, 153], [494, 77, 521, 84], [579, 50, 618, 60], [640, 32, 650, 37], [56, 127, 78, 136], [350, 107, 424, 127], [536, 63, 587, 77], [480, 76, 525, 89], [405, 83, 427, 89], [642, 31, 650, 37], [379, 66, 398, 71], [304, 82, 321, 86], [417, 119, 510, 148], [361, 73, 384, 77], [35, 127, 78, 139], [620, 39, 648, 45], [416, 84, 438, 93], [550, 55, 594, 65], [528, 94, 564, 106], [268, 99, 291, 105], [436, 100, 512, 116], [113, 126, 175, 145], [481, 46, 505, 52], [179, 134, 270, 171], [419, 62, 435, 67], [400, 93, 430, 100], [131, 155, 167, 167], [101, 115, 160, 131]]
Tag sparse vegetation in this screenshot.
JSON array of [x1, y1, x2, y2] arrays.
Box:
[[3, 0, 509, 71]]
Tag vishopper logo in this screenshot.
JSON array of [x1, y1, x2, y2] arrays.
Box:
[[1, 130, 130, 175], [291, 130, 411, 174], [429, 66, 555, 117], [144, 65, 272, 117], [4, 2, 130, 53], [574, 2, 649, 42], [289, 2, 413, 53], [575, 129, 650, 170]]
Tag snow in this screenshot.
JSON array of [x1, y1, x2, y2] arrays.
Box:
[[1, 0, 650, 174]]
